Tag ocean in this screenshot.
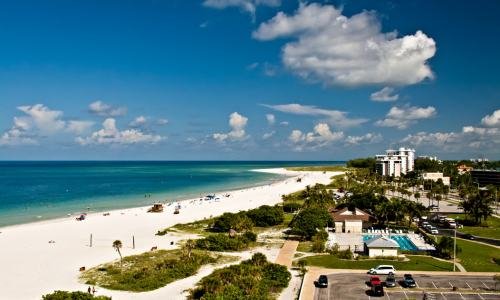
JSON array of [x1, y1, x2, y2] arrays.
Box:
[[0, 161, 343, 227]]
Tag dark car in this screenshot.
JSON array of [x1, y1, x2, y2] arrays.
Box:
[[385, 274, 396, 287], [463, 233, 475, 240], [371, 283, 384, 296], [403, 274, 416, 288], [317, 275, 328, 288]]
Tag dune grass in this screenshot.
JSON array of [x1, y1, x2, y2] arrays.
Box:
[[81, 249, 231, 292]]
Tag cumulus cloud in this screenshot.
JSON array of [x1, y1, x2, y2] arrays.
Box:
[[345, 133, 383, 145], [264, 103, 367, 128], [288, 123, 343, 151], [212, 112, 249, 142], [66, 120, 94, 134], [370, 87, 399, 102], [402, 124, 499, 153], [129, 116, 148, 127], [481, 109, 500, 127], [89, 101, 127, 117], [76, 118, 164, 146], [0, 104, 95, 146], [157, 118, 169, 126], [375, 105, 436, 129], [203, 0, 280, 19], [266, 114, 275, 125], [262, 131, 275, 139], [253, 3, 436, 86]]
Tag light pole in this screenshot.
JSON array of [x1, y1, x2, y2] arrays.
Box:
[[453, 225, 457, 272]]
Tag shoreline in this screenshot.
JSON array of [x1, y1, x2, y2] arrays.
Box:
[[0, 168, 289, 230], [0, 168, 341, 300]]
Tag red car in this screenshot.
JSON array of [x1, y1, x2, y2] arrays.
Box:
[[370, 276, 382, 286]]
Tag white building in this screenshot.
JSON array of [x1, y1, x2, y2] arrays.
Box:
[[376, 147, 415, 177], [423, 172, 450, 186], [330, 207, 373, 234], [365, 236, 400, 257]]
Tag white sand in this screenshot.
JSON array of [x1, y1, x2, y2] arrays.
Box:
[[0, 168, 341, 300]]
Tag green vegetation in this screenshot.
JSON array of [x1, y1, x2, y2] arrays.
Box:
[[245, 205, 284, 227], [189, 253, 290, 300], [286, 165, 347, 172], [455, 239, 500, 272], [81, 249, 225, 292], [42, 291, 111, 300], [296, 241, 313, 252], [289, 207, 332, 240], [449, 214, 500, 240], [346, 158, 376, 172], [436, 236, 460, 259], [301, 255, 453, 271], [195, 231, 257, 251], [169, 218, 214, 235]]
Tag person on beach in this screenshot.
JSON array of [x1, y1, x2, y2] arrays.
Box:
[[92, 286, 96, 295], [87, 286, 91, 294]]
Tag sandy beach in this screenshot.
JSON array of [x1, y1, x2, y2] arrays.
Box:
[[0, 168, 340, 300]]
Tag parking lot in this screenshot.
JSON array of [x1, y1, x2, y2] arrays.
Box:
[[313, 273, 500, 300]]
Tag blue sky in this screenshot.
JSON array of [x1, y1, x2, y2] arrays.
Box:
[[0, 0, 499, 160]]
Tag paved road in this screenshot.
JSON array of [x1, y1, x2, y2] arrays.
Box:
[[313, 273, 500, 300]]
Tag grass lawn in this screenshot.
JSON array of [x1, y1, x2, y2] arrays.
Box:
[[297, 241, 313, 252], [301, 255, 453, 272], [447, 214, 500, 240], [81, 249, 231, 292], [455, 239, 500, 272]]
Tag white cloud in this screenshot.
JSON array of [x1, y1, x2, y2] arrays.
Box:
[[345, 133, 383, 145], [129, 116, 148, 127], [157, 118, 169, 126], [253, 3, 436, 86], [212, 112, 249, 142], [266, 113, 275, 125], [280, 121, 289, 126], [262, 131, 275, 139], [375, 105, 436, 129], [0, 117, 37, 146], [89, 101, 127, 117], [264, 103, 367, 128], [66, 120, 94, 134], [76, 118, 164, 146], [17, 104, 65, 133], [203, 0, 281, 19], [246, 62, 259, 70], [481, 109, 500, 127], [370, 87, 399, 102], [288, 123, 343, 151]]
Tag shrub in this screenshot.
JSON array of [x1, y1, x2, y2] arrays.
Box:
[[212, 212, 253, 232], [42, 291, 111, 300], [283, 202, 302, 213], [189, 253, 290, 299], [290, 207, 332, 240], [246, 205, 284, 227], [311, 229, 329, 253], [195, 232, 256, 252]]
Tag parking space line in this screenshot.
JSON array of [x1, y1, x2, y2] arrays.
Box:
[[441, 292, 447, 300], [403, 291, 409, 299], [465, 282, 472, 290], [478, 294, 485, 300], [415, 281, 420, 288], [432, 281, 438, 289], [459, 293, 465, 300], [386, 292, 391, 300], [449, 282, 454, 288], [481, 281, 490, 290]]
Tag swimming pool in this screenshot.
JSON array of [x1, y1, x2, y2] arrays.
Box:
[[363, 235, 418, 251]]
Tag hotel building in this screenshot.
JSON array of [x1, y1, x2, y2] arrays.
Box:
[[375, 147, 415, 177]]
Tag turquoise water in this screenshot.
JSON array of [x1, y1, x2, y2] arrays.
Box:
[[363, 235, 418, 251], [0, 161, 343, 227]]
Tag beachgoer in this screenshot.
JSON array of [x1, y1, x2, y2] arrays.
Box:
[[87, 286, 91, 294], [92, 286, 96, 295]]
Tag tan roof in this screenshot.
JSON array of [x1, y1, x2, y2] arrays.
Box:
[[330, 207, 372, 222]]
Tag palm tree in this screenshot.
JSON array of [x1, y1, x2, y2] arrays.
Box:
[[112, 240, 123, 266], [414, 192, 421, 204]]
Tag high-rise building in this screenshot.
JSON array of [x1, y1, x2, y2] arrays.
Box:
[[375, 147, 415, 177]]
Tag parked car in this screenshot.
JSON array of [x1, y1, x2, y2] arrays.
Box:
[[385, 274, 396, 287], [368, 265, 396, 275], [369, 276, 382, 286], [317, 275, 328, 288], [430, 228, 439, 235], [371, 282, 384, 296], [403, 274, 416, 288]]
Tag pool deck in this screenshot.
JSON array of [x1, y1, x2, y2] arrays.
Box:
[[326, 232, 435, 252]]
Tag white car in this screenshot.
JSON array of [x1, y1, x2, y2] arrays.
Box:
[[368, 265, 396, 275]]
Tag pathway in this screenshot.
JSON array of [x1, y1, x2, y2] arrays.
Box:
[[275, 240, 299, 268]]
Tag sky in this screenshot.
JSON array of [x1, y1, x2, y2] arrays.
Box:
[[0, 0, 499, 160]]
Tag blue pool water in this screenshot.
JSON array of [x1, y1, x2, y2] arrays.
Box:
[[363, 235, 418, 251]]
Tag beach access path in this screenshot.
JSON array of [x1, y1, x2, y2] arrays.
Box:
[[0, 168, 341, 300]]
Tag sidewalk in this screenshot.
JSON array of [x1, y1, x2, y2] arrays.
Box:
[[275, 240, 299, 268]]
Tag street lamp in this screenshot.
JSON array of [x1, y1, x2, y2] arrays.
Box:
[[453, 223, 457, 272]]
